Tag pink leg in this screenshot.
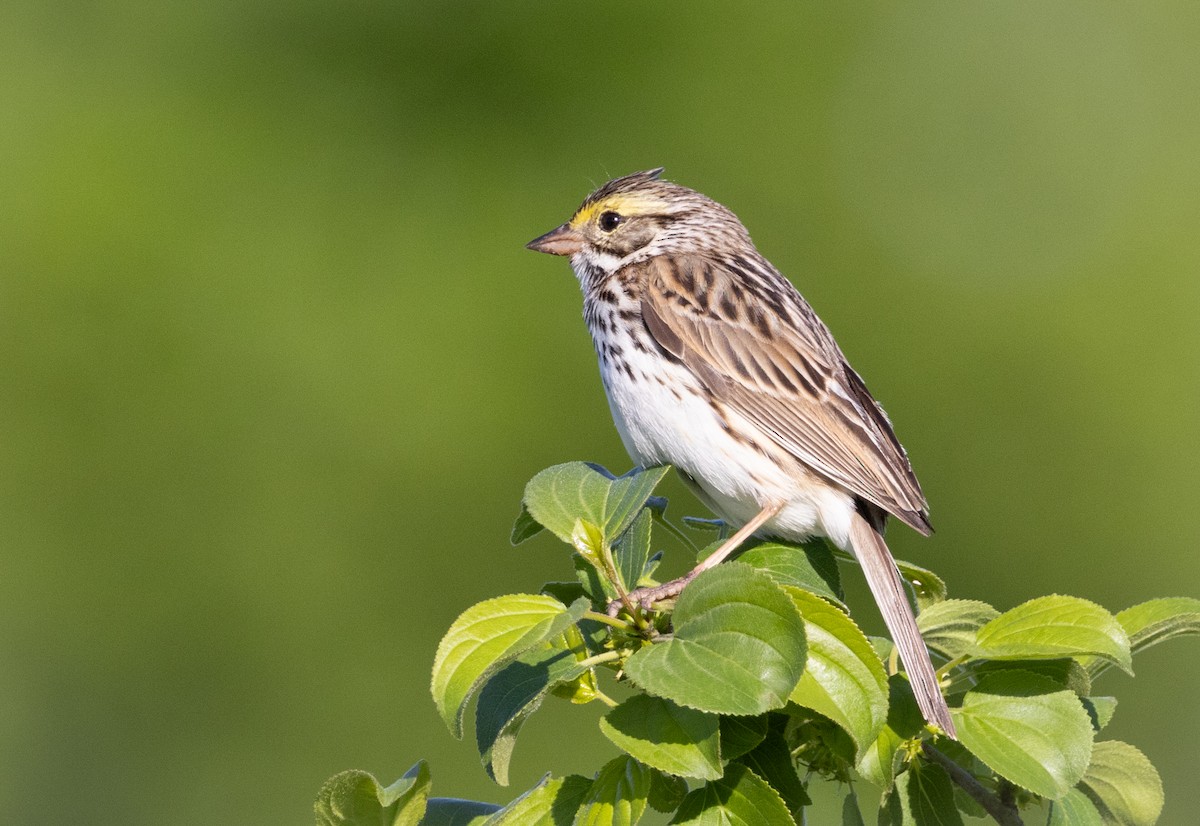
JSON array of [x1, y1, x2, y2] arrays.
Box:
[[608, 501, 785, 616]]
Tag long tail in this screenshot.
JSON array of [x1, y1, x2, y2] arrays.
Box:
[[848, 512, 957, 739]]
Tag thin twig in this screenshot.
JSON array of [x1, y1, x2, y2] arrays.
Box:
[[596, 542, 650, 632], [575, 650, 622, 669], [582, 610, 632, 630], [935, 654, 968, 680], [598, 542, 641, 624], [591, 688, 619, 708], [654, 512, 699, 554], [922, 744, 1023, 826]]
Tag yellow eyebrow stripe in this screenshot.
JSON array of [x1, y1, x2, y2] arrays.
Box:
[[570, 194, 669, 228]]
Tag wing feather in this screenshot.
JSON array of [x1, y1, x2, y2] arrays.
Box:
[[640, 254, 931, 534]]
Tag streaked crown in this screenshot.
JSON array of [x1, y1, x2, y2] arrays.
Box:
[[530, 169, 755, 267]]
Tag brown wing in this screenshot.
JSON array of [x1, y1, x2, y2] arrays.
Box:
[[639, 253, 931, 534]]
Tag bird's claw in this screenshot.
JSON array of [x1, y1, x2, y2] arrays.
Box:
[[605, 581, 686, 617]]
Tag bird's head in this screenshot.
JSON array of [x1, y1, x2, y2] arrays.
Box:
[[526, 169, 751, 272]]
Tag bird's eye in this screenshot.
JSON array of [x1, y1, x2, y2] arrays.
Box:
[[598, 211, 622, 232]]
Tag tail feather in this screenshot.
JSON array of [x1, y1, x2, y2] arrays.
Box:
[[848, 512, 957, 739]]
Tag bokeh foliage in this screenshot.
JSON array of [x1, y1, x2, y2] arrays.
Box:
[[1, 2, 1198, 824]]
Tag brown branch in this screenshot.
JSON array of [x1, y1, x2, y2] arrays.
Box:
[[922, 743, 1023, 826], [999, 779, 1017, 810]]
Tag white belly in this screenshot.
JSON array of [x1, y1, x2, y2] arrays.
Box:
[[595, 329, 856, 550]]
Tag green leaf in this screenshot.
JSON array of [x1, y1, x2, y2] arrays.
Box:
[[1082, 696, 1117, 731], [832, 546, 944, 608], [573, 756, 652, 826], [668, 764, 794, 825], [892, 558, 947, 610], [856, 674, 925, 791], [604, 465, 673, 541], [600, 694, 723, 781], [641, 550, 664, 584], [1087, 597, 1200, 677], [315, 762, 430, 826], [734, 539, 843, 607], [784, 587, 888, 757], [433, 594, 589, 737], [646, 770, 688, 813], [571, 518, 608, 572], [574, 554, 613, 604], [682, 516, 725, 532], [879, 764, 963, 826], [549, 624, 600, 703], [523, 464, 613, 544], [1047, 789, 1104, 826], [1078, 741, 1164, 826], [915, 599, 999, 661], [541, 584, 608, 655], [974, 596, 1132, 675], [422, 798, 503, 826], [734, 727, 811, 820], [511, 504, 544, 545], [904, 765, 963, 826], [613, 509, 653, 594], [972, 658, 1092, 697], [953, 670, 1093, 799], [521, 463, 668, 547], [623, 563, 807, 716], [951, 787, 986, 821], [809, 715, 858, 767], [476, 638, 591, 785], [869, 635, 894, 663], [484, 774, 592, 826], [718, 715, 768, 762], [1120, 596, 1200, 651], [540, 581, 589, 607]]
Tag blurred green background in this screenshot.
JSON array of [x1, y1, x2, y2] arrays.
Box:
[[2, 2, 1198, 823]]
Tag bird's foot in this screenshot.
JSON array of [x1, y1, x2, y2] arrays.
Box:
[[605, 502, 787, 618], [606, 573, 697, 617]]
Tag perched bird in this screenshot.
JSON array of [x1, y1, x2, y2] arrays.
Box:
[[526, 168, 955, 738]]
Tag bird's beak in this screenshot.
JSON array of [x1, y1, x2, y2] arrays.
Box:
[[526, 223, 585, 256]]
